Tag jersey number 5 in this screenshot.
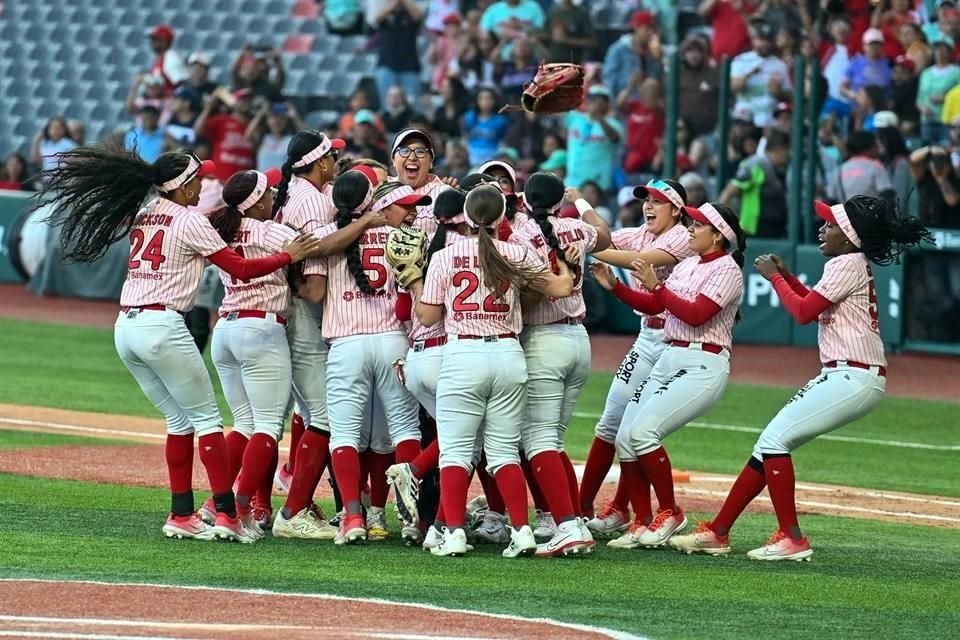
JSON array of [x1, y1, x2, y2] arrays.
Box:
[[362, 248, 388, 288], [451, 271, 510, 313], [128, 229, 167, 271], [867, 273, 879, 333]]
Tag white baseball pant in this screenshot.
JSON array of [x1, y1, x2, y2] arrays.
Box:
[[752, 363, 886, 459], [114, 309, 222, 436], [359, 383, 395, 454], [326, 331, 421, 451], [616, 344, 730, 460], [436, 337, 528, 473], [212, 315, 292, 440], [402, 342, 444, 418], [286, 297, 329, 430], [519, 323, 591, 457]]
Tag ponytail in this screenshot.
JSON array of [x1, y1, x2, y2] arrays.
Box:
[[844, 195, 933, 265], [428, 187, 467, 264], [426, 224, 449, 262], [332, 170, 378, 295], [207, 205, 243, 243], [273, 129, 336, 219], [523, 172, 574, 269], [333, 203, 376, 295], [271, 158, 295, 219], [531, 205, 574, 269]]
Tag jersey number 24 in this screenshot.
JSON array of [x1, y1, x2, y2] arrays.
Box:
[[128, 229, 167, 270]]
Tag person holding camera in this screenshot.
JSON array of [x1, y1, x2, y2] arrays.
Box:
[[232, 45, 286, 103], [194, 87, 256, 182], [910, 144, 960, 228]]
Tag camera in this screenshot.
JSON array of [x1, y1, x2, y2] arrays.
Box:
[[930, 154, 948, 171]]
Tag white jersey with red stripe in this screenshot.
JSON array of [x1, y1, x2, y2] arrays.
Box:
[[611, 223, 695, 313], [308, 223, 401, 340], [406, 222, 461, 342], [216, 218, 298, 316], [409, 176, 450, 237], [276, 176, 336, 233], [509, 216, 599, 324], [812, 253, 886, 366], [662, 253, 743, 350], [120, 198, 227, 312], [421, 236, 543, 336]]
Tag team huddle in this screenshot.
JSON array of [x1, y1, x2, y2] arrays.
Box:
[[42, 126, 932, 562]]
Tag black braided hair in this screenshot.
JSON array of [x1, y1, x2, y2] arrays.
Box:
[[272, 130, 331, 220], [37, 141, 192, 262], [843, 195, 933, 266], [207, 171, 260, 243], [331, 170, 376, 294], [523, 172, 574, 268], [427, 188, 466, 262]]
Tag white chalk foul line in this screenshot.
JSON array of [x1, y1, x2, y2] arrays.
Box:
[[571, 412, 960, 451], [0, 579, 645, 640], [0, 632, 190, 640]]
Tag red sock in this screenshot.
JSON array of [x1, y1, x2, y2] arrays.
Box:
[[235, 433, 277, 509], [477, 455, 506, 514], [165, 434, 194, 494], [612, 471, 635, 514], [529, 452, 575, 522], [395, 439, 421, 464], [198, 432, 233, 496], [411, 439, 440, 479], [225, 429, 249, 483], [579, 437, 616, 516], [763, 455, 801, 540], [494, 463, 530, 527], [439, 466, 471, 528], [367, 451, 394, 508], [435, 501, 446, 525], [283, 429, 330, 514], [256, 445, 278, 504], [558, 452, 581, 518], [637, 446, 677, 513], [710, 461, 766, 536], [287, 412, 305, 472], [520, 456, 548, 512], [330, 446, 363, 514], [618, 460, 652, 524]]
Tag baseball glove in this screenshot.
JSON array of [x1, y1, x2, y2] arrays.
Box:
[[386, 226, 427, 289], [499, 63, 585, 115]]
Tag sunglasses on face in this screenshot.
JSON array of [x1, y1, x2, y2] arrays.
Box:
[[397, 146, 430, 158], [325, 149, 340, 161]]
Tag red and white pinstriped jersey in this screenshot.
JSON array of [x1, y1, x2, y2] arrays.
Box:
[[409, 176, 451, 237], [275, 176, 336, 234], [406, 225, 465, 341], [812, 253, 886, 366], [119, 198, 227, 311], [662, 254, 743, 350], [307, 223, 401, 340], [216, 218, 298, 316], [509, 216, 599, 325], [510, 209, 530, 231], [611, 223, 695, 321], [421, 236, 544, 336]]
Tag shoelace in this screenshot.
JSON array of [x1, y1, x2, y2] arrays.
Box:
[[692, 520, 713, 535], [627, 517, 647, 534], [596, 501, 623, 520], [765, 529, 789, 546], [648, 509, 675, 532]]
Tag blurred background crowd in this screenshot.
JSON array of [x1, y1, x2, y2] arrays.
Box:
[[1, 0, 958, 341]]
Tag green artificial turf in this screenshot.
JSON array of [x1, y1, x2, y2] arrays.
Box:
[[0, 430, 125, 449]]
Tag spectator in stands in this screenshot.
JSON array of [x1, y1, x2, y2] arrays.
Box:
[[580, 180, 613, 225], [856, 84, 890, 130], [0, 153, 33, 191], [547, 0, 595, 64], [248, 102, 304, 170], [679, 171, 709, 207], [345, 109, 391, 165], [539, 131, 563, 165], [564, 85, 624, 191], [830, 130, 896, 203], [480, 0, 545, 60], [123, 105, 165, 163], [821, 16, 855, 122], [911, 143, 960, 226], [892, 54, 921, 133], [619, 76, 664, 174], [896, 22, 930, 70], [923, 0, 958, 45], [539, 148, 567, 182], [339, 88, 384, 139], [325, 0, 364, 35], [125, 72, 172, 124], [429, 76, 469, 140], [232, 45, 285, 103], [602, 11, 663, 100], [698, 0, 757, 61], [816, 115, 842, 198], [946, 116, 960, 169], [454, 29, 498, 90], [30, 117, 77, 177], [185, 52, 218, 102], [427, 13, 465, 92], [941, 81, 960, 127], [730, 21, 792, 128], [67, 120, 85, 146], [841, 28, 893, 107], [147, 24, 188, 94], [165, 86, 200, 149], [381, 86, 420, 135], [678, 35, 720, 139], [462, 86, 509, 165], [875, 117, 914, 207], [425, 0, 460, 33], [615, 186, 643, 230], [720, 129, 790, 238], [194, 87, 256, 182], [874, 0, 921, 60], [504, 110, 550, 172], [437, 138, 471, 182], [372, 0, 425, 108], [917, 37, 960, 143], [760, 0, 808, 35], [726, 106, 762, 170], [494, 35, 547, 105], [656, 118, 707, 176]]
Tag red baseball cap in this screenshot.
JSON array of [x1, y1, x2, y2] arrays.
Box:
[[894, 55, 916, 72], [197, 160, 217, 178], [149, 24, 175, 42], [264, 167, 283, 187], [631, 11, 654, 29]]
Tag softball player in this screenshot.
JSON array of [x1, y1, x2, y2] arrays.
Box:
[[507, 172, 612, 556], [580, 179, 696, 536], [391, 128, 454, 236], [478, 159, 529, 234], [591, 202, 746, 550], [308, 173, 431, 545], [40, 145, 319, 542], [410, 184, 576, 558], [670, 196, 931, 561]]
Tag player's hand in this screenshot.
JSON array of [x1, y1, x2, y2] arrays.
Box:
[[283, 234, 325, 262], [769, 254, 790, 276], [630, 259, 658, 290], [754, 254, 779, 279], [440, 175, 459, 188], [564, 187, 583, 203], [361, 210, 388, 229], [589, 262, 617, 290], [564, 245, 582, 265]]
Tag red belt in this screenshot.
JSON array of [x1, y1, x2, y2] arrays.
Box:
[[458, 333, 517, 341], [411, 336, 448, 351], [644, 317, 666, 330], [669, 340, 726, 354], [549, 316, 583, 326], [219, 310, 288, 326], [120, 304, 182, 316], [825, 360, 886, 377]]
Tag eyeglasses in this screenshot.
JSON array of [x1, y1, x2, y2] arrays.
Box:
[[325, 149, 340, 161], [397, 146, 430, 158], [495, 176, 513, 187]]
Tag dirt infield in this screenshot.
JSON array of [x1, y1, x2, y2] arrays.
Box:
[[1, 284, 956, 400], [0, 580, 636, 640]]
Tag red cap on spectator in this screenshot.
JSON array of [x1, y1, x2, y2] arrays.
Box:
[[631, 11, 654, 29], [944, 7, 960, 19], [442, 12, 462, 26], [149, 24, 175, 42], [894, 55, 916, 71]]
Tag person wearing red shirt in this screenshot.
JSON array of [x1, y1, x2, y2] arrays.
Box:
[[617, 76, 664, 173], [698, 0, 757, 60], [193, 88, 256, 183]]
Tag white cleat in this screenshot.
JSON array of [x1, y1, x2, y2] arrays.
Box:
[[273, 464, 293, 494], [747, 531, 813, 562], [162, 513, 214, 540], [211, 513, 257, 543], [365, 506, 390, 541], [334, 514, 368, 546], [198, 498, 216, 526], [578, 518, 597, 553], [502, 525, 537, 558], [430, 527, 469, 557], [607, 519, 648, 549], [471, 510, 510, 544], [386, 463, 420, 525], [422, 525, 444, 550], [272, 506, 339, 540], [586, 502, 631, 537], [533, 510, 558, 539], [636, 508, 687, 548], [669, 523, 732, 556], [535, 520, 592, 557]]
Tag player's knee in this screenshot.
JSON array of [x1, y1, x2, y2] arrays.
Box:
[[628, 420, 664, 457], [166, 416, 193, 436], [232, 423, 255, 439], [594, 419, 618, 443], [439, 453, 472, 471], [194, 422, 223, 438], [252, 424, 281, 441], [756, 433, 792, 456]]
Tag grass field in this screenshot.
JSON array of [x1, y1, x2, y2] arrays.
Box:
[[1, 317, 959, 639]]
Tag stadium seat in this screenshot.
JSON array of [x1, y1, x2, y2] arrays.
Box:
[[292, 0, 320, 19], [283, 34, 315, 54]]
